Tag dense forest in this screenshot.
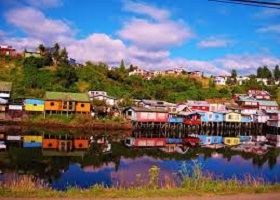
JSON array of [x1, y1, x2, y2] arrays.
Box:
[[1, 43, 280, 105]]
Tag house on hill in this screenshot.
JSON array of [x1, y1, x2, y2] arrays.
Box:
[[0, 81, 12, 100], [44, 92, 91, 115]]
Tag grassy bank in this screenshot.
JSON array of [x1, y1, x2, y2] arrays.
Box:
[[1, 165, 280, 198], [2, 114, 132, 130]]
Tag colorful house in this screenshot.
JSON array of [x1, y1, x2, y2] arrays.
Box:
[[0, 98, 8, 112], [248, 90, 271, 100], [0, 81, 12, 100], [241, 114, 252, 123], [224, 112, 242, 122], [24, 99, 44, 112], [168, 113, 184, 123], [258, 100, 278, 111], [223, 137, 240, 146], [187, 100, 210, 112], [44, 92, 91, 114], [124, 107, 168, 122], [24, 51, 41, 58], [200, 112, 224, 122]]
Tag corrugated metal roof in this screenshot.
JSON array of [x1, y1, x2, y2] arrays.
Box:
[[258, 100, 278, 106], [127, 106, 168, 113], [45, 92, 90, 102], [0, 81, 12, 91]]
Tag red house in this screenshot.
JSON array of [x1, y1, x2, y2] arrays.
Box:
[[187, 100, 210, 111], [0, 45, 16, 56], [124, 107, 168, 122], [248, 90, 271, 100]]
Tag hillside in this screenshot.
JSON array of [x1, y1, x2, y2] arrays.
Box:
[[0, 52, 278, 104]]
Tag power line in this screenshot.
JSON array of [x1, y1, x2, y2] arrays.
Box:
[[208, 0, 280, 9]]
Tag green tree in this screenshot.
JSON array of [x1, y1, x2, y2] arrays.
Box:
[[56, 64, 78, 89], [37, 44, 45, 54], [53, 43, 60, 64], [119, 59, 126, 73], [231, 69, 237, 78], [274, 65, 280, 81]]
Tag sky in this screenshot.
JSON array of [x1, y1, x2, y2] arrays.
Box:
[[0, 0, 280, 75]]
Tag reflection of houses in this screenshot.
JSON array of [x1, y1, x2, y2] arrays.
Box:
[[125, 137, 166, 147], [183, 112, 201, 125], [124, 107, 168, 122], [23, 135, 43, 148], [44, 92, 91, 115], [88, 91, 117, 106], [223, 137, 240, 146]]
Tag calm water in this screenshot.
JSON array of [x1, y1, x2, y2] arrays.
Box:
[[0, 124, 280, 190]]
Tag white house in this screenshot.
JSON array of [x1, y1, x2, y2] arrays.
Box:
[[236, 76, 250, 85], [214, 76, 227, 85], [88, 91, 117, 106]]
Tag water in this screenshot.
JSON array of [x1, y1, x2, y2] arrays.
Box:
[[0, 124, 280, 190]]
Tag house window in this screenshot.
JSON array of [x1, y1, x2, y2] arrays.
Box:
[[228, 115, 233, 119], [50, 102, 55, 106], [128, 111, 132, 116], [81, 103, 85, 108]]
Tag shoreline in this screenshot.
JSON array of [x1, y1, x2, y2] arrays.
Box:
[[0, 119, 133, 130]]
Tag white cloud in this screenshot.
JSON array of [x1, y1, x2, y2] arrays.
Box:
[[118, 18, 193, 50], [197, 37, 233, 48], [24, 0, 63, 8], [67, 34, 126, 65], [214, 54, 280, 75], [5, 7, 74, 44], [123, 1, 169, 21], [253, 9, 280, 19], [257, 24, 280, 33]]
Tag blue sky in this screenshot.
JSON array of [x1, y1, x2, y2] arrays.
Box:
[[0, 0, 280, 75]]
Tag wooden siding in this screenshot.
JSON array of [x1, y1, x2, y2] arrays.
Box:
[[224, 112, 241, 122], [25, 104, 44, 112], [45, 100, 62, 111], [75, 102, 91, 112]]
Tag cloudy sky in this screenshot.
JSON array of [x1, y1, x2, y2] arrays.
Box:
[[0, 0, 280, 75]]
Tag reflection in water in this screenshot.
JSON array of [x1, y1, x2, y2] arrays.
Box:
[[0, 124, 280, 190]]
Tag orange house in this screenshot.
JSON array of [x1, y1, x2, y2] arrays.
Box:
[[44, 92, 91, 114]]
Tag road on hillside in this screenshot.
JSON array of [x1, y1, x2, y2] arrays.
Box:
[[1, 193, 280, 200]]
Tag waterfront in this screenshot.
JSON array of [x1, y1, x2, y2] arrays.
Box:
[[1, 125, 280, 191]]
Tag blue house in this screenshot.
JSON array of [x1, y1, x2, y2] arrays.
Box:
[[239, 135, 252, 143], [200, 112, 224, 122], [168, 113, 184, 123], [241, 114, 251, 123]]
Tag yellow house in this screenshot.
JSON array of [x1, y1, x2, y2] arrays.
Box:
[[223, 137, 240, 146], [224, 112, 241, 122], [25, 99, 44, 112]]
